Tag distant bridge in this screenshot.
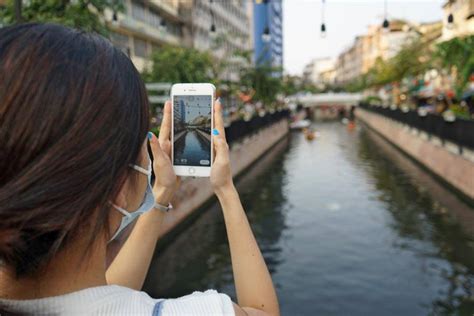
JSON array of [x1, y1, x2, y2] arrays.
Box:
[[289, 92, 363, 107], [289, 93, 363, 120]]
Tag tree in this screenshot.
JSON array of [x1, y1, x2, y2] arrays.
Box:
[[237, 50, 283, 107], [143, 45, 214, 84], [0, 0, 122, 35], [434, 35, 474, 97]]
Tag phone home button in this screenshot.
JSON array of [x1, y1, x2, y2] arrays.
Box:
[[188, 167, 196, 175]]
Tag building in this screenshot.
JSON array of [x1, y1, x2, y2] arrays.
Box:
[[253, 0, 283, 69], [180, 0, 251, 54], [441, 0, 474, 41], [179, 0, 251, 81], [334, 20, 419, 85], [303, 57, 336, 88], [335, 35, 365, 85], [107, 0, 185, 72]]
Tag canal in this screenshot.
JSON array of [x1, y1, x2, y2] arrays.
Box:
[[144, 122, 474, 316]]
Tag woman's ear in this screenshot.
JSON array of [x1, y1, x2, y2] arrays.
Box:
[[113, 177, 130, 210]]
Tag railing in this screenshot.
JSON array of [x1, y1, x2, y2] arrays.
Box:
[[225, 110, 290, 145], [359, 103, 474, 151]]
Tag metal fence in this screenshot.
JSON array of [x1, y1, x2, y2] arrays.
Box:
[[359, 103, 474, 150], [225, 110, 290, 145]]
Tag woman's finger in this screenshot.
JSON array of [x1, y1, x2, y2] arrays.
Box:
[[213, 99, 226, 138], [148, 131, 167, 166], [213, 131, 229, 163], [159, 101, 172, 145]]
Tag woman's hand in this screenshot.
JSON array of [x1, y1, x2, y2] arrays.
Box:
[[210, 100, 235, 196], [148, 101, 179, 201]]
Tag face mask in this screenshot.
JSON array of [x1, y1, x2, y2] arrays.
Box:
[[108, 158, 154, 242]]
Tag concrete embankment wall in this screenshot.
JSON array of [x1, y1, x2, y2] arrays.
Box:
[[356, 108, 474, 202], [158, 119, 289, 238]]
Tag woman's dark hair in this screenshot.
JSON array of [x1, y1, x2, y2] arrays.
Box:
[[0, 23, 150, 277]]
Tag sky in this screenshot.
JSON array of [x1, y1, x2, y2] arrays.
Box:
[[283, 0, 446, 75]]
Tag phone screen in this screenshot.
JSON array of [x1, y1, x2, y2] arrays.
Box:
[[173, 95, 212, 167]]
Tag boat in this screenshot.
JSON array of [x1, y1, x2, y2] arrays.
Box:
[[290, 119, 311, 130]]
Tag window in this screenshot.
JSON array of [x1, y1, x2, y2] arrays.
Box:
[[134, 37, 148, 58], [131, 0, 146, 21], [111, 32, 131, 57]]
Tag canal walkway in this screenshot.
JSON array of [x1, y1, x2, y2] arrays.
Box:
[[144, 122, 474, 316]]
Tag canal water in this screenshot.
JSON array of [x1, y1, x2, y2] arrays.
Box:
[[144, 122, 474, 316]]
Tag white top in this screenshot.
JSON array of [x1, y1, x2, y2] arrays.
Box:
[[0, 285, 235, 315]]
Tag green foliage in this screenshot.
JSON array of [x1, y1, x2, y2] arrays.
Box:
[[281, 75, 301, 96], [434, 35, 474, 97], [0, 0, 122, 35], [241, 63, 282, 106], [237, 50, 283, 106], [143, 45, 214, 84]]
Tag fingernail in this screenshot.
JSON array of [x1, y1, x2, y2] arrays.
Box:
[[216, 97, 221, 103], [148, 132, 153, 140], [212, 129, 219, 136]]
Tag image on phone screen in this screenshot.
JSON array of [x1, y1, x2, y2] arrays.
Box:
[[173, 95, 212, 166]]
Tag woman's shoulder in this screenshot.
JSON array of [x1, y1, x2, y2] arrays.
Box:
[[161, 289, 234, 316], [94, 285, 234, 316], [0, 285, 234, 316]]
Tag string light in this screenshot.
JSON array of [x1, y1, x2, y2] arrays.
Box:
[[262, 26, 271, 42], [320, 0, 326, 38], [262, 0, 271, 42], [210, 0, 216, 34], [382, 0, 390, 30], [447, 12, 454, 29]]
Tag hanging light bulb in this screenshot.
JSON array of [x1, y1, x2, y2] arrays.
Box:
[[447, 13, 454, 29], [209, 0, 217, 36], [320, 0, 327, 38], [262, 26, 271, 42], [382, 0, 389, 30]]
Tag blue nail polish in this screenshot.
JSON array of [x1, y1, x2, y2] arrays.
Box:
[[212, 129, 219, 136], [148, 132, 153, 140]]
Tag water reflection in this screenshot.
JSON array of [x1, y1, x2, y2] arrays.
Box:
[[174, 130, 211, 166], [143, 137, 290, 298], [144, 122, 474, 316], [356, 128, 474, 315]]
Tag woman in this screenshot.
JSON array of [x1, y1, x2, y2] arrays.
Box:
[[0, 23, 279, 316]]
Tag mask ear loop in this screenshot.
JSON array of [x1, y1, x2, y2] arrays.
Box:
[[109, 202, 131, 217], [129, 164, 152, 176]]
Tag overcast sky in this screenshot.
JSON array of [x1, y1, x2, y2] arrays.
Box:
[[283, 0, 446, 75]]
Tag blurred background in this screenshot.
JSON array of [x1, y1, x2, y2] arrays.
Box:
[[1, 1, 474, 315]]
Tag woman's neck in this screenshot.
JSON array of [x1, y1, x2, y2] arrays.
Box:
[[0, 238, 108, 300]]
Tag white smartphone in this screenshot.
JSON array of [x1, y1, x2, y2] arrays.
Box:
[[171, 83, 215, 177]]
